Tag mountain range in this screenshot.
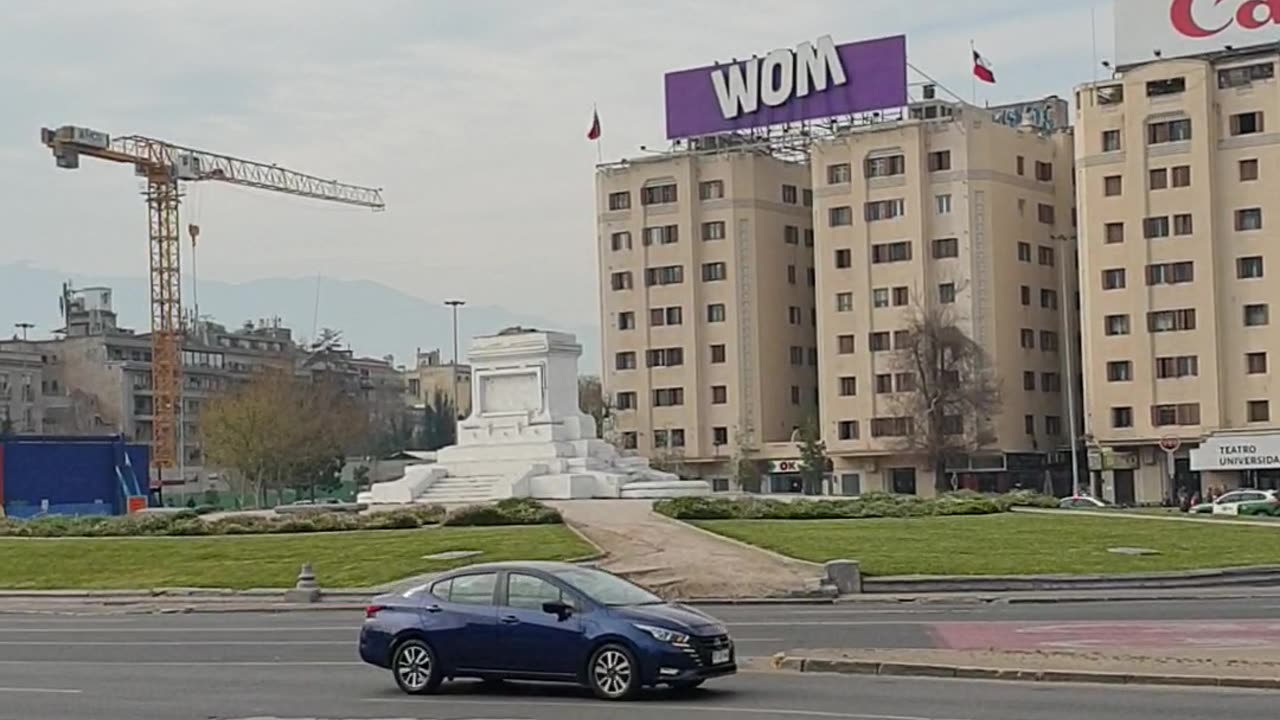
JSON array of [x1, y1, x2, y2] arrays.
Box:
[[0, 262, 601, 373]]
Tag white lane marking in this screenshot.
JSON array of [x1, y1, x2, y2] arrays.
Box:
[[0, 660, 363, 667], [363, 697, 971, 720], [727, 621, 938, 627], [0, 626, 356, 633], [0, 640, 349, 646], [0, 686, 82, 694]]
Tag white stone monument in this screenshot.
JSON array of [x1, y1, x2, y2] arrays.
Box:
[[361, 328, 710, 505]]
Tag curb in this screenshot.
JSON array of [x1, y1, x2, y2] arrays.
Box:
[[772, 654, 1280, 691]]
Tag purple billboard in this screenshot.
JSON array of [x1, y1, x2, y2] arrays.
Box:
[[664, 34, 908, 140]]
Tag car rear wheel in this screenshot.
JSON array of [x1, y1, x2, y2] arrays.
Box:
[[588, 644, 639, 701], [392, 638, 441, 695]]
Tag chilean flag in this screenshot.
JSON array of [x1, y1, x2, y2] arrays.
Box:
[[587, 109, 602, 141], [973, 49, 996, 84]]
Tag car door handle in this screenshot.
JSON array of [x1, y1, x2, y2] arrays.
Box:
[[500, 615, 521, 625], [423, 605, 443, 613]]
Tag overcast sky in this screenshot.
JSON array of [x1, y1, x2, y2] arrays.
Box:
[[0, 0, 1115, 328]]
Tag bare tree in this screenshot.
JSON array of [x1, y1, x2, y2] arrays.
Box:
[[888, 302, 1001, 494], [578, 375, 611, 430]]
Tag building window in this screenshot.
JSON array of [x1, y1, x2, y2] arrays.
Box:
[[621, 432, 638, 450], [1148, 308, 1197, 333], [871, 241, 912, 264], [610, 231, 632, 251], [1038, 204, 1056, 225], [828, 163, 853, 184], [1025, 415, 1036, 435], [782, 225, 800, 245], [1146, 261, 1194, 285], [892, 373, 916, 393], [1149, 168, 1168, 190], [1104, 222, 1125, 244], [1017, 242, 1032, 262], [645, 265, 683, 286], [1038, 246, 1056, 267], [1112, 407, 1134, 429], [790, 386, 801, 405], [652, 387, 685, 407], [838, 421, 859, 440], [1172, 165, 1191, 187], [839, 377, 857, 397], [702, 221, 726, 241], [615, 352, 637, 370], [703, 303, 726, 323], [1035, 161, 1053, 182], [711, 385, 728, 405], [870, 332, 891, 352], [837, 335, 856, 354], [608, 191, 631, 211], [865, 155, 905, 177], [935, 194, 952, 214], [1230, 111, 1265, 136], [927, 150, 952, 171], [892, 286, 910, 306], [893, 330, 910, 349], [710, 344, 727, 364], [804, 228, 815, 247], [1245, 303, 1270, 327], [789, 346, 804, 366], [939, 283, 956, 304], [788, 306, 802, 325], [668, 430, 688, 448], [1236, 208, 1263, 231], [1152, 403, 1200, 427], [787, 265, 797, 284], [1016, 155, 1025, 175], [1156, 355, 1199, 379], [1042, 373, 1063, 392], [712, 427, 729, 446], [1219, 61, 1276, 87], [1040, 331, 1060, 352], [1102, 129, 1122, 152], [1247, 352, 1268, 374], [646, 348, 684, 368], [698, 180, 724, 200], [1174, 214, 1194, 236], [1143, 216, 1170, 239], [1020, 329, 1035, 348], [1107, 361, 1133, 382], [1020, 286, 1031, 306], [876, 288, 891, 308], [932, 237, 959, 258], [649, 306, 683, 326], [1104, 175, 1123, 196], [617, 312, 638, 331], [615, 392, 637, 410], [871, 417, 914, 438], [782, 184, 798, 204], [702, 262, 727, 282], [1148, 118, 1192, 144], [1045, 416, 1063, 436], [1236, 256, 1264, 279], [803, 189, 813, 207], [835, 248, 852, 268], [1240, 159, 1260, 182], [1023, 371, 1036, 391], [836, 293, 854, 312], [865, 199, 905, 222], [643, 225, 679, 246], [641, 184, 678, 205], [1105, 314, 1131, 336], [611, 272, 633, 291], [829, 206, 853, 227], [1248, 400, 1272, 423]]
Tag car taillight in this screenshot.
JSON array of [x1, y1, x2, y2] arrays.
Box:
[[365, 605, 386, 619]]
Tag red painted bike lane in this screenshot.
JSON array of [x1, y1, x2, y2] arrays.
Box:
[[932, 621, 1280, 651]]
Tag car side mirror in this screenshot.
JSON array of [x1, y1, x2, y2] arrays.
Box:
[[542, 601, 573, 620]]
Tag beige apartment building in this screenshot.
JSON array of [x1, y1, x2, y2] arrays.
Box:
[[1076, 47, 1280, 504], [596, 149, 819, 484], [403, 349, 473, 418], [811, 98, 1079, 496]]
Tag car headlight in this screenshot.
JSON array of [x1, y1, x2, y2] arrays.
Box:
[[634, 623, 689, 644]]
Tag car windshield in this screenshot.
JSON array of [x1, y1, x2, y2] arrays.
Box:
[[550, 566, 664, 606]]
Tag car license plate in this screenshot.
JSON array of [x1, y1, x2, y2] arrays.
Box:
[[712, 648, 730, 664]]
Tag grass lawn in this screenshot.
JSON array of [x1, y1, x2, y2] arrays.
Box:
[[0, 525, 594, 590], [695, 513, 1280, 576]]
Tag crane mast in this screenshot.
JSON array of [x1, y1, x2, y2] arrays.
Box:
[[41, 125, 384, 487]]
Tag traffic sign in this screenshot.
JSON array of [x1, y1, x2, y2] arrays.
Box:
[[1159, 436, 1182, 453]]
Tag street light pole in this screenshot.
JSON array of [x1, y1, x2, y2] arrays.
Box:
[[14, 323, 33, 341], [444, 300, 466, 420], [1054, 234, 1083, 497]]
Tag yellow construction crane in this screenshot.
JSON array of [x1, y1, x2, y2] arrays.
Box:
[[40, 125, 384, 483]]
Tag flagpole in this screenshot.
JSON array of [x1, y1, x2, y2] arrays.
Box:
[[594, 103, 603, 164], [969, 40, 977, 105]]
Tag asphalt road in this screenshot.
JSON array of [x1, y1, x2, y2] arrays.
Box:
[[0, 600, 1276, 719]]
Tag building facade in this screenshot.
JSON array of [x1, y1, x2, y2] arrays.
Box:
[[0, 344, 44, 434], [596, 149, 819, 482], [403, 349, 473, 418], [1076, 47, 1280, 503]]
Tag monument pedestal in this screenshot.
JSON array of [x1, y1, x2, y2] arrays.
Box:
[[362, 328, 709, 505]]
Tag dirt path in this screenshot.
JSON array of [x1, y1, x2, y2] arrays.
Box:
[[549, 499, 820, 599]]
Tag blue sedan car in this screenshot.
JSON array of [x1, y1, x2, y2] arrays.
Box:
[[358, 561, 736, 700]]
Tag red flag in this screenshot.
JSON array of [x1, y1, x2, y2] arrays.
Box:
[[587, 109, 601, 140], [973, 50, 995, 84]]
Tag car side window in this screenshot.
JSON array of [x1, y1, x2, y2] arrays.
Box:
[[429, 578, 452, 600], [506, 573, 568, 611], [447, 573, 498, 606]]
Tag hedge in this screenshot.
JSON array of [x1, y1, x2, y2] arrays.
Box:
[[442, 498, 563, 527], [652, 490, 1059, 521]]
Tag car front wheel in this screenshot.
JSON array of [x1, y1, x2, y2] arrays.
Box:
[[392, 638, 441, 695], [588, 644, 640, 701]]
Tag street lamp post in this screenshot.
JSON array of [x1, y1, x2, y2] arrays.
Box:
[[444, 300, 466, 420], [14, 323, 33, 341], [1053, 234, 1083, 497]]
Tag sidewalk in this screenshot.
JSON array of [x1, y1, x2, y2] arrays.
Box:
[[549, 500, 820, 599]]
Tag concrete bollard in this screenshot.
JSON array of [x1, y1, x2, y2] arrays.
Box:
[[284, 562, 322, 603], [824, 560, 862, 595]]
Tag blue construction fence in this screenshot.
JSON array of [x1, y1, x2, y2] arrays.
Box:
[[0, 435, 150, 518]]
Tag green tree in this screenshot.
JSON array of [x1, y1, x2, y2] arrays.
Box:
[[420, 389, 457, 451], [578, 375, 611, 430], [797, 417, 828, 495]]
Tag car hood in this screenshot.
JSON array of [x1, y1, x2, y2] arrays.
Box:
[[609, 603, 727, 635]]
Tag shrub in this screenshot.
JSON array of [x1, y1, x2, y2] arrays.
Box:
[[443, 498, 562, 527], [652, 491, 1054, 522]]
